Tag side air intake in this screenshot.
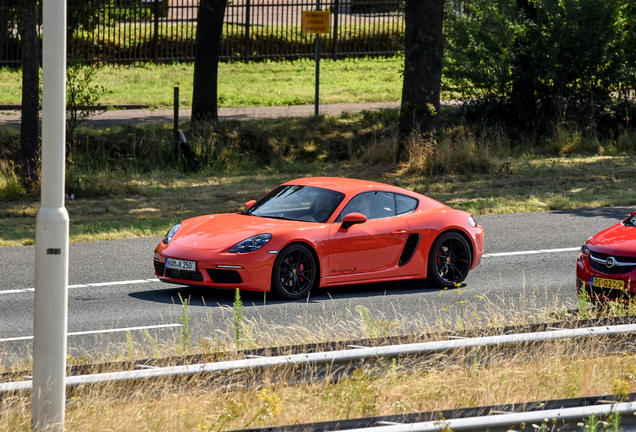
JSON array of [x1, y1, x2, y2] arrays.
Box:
[[399, 234, 421, 266]]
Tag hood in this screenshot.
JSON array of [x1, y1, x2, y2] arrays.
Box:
[[588, 223, 636, 257], [171, 213, 311, 250]]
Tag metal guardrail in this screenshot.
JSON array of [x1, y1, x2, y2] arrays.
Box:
[[2, 323, 636, 394], [334, 402, 636, 432]]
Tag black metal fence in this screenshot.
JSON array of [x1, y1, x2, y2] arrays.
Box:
[[0, 0, 404, 66]]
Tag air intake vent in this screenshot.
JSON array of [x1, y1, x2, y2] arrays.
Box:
[[165, 269, 204, 281], [399, 234, 420, 266], [207, 269, 243, 284], [154, 260, 165, 276]]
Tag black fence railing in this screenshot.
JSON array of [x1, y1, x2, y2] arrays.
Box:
[[0, 0, 405, 66]]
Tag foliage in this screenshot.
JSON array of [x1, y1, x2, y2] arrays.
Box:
[[0, 159, 26, 200], [443, 0, 636, 132], [232, 288, 245, 348], [66, 57, 105, 146], [179, 296, 192, 353]]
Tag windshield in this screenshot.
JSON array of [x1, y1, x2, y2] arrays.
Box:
[[244, 185, 345, 223]]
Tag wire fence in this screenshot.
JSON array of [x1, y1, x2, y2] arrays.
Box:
[[0, 0, 405, 66]]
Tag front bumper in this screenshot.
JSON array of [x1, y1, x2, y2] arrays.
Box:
[[153, 243, 277, 292], [576, 255, 634, 301]]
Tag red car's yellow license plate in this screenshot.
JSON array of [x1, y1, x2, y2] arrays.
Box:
[[591, 277, 626, 291]]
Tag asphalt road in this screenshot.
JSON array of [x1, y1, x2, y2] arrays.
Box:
[[0, 206, 632, 361]]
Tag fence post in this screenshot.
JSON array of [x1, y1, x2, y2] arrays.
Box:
[[332, 0, 338, 59], [153, 0, 160, 63], [174, 87, 179, 162], [315, 0, 321, 117], [244, 0, 251, 62]]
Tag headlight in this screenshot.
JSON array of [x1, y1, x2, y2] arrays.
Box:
[[229, 234, 272, 253], [163, 223, 181, 244], [581, 244, 589, 256], [467, 215, 477, 227]]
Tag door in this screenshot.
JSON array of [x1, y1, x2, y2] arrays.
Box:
[[327, 191, 410, 275]]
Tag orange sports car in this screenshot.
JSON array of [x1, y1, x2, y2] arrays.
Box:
[[153, 177, 485, 300]]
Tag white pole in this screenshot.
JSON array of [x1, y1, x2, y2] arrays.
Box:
[[32, 0, 69, 427]]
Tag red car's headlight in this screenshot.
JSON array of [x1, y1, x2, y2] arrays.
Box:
[[229, 234, 272, 253], [163, 222, 181, 244]]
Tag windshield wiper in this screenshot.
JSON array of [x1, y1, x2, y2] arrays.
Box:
[[257, 215, 291, 220]]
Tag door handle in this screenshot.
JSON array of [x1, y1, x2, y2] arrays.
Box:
[[391, 229, 407, 234]]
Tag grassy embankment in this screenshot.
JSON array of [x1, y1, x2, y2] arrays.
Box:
[[1, 290, 636, 431], [1, 106, 636, 247]]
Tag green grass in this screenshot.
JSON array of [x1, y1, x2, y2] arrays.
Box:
[[0, 56, 404, 108], [3, 153, 636, 247], [2, 109, 636, 247]]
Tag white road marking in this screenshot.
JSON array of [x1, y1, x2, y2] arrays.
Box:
[[0, 289, 28, 295], [0, 324, 182, 343], [87, 279, 151, 287], [0, 249, 581, 295], [482, 247, 580, 258], [0, 278, 161, 294]]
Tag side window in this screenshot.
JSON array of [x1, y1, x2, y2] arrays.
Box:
[[340, 191, 395, 220], [395, 194, 418, 215]]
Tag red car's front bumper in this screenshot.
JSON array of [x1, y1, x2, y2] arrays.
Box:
[[576, 250, 636, 301], [153, 243, 277, 292]]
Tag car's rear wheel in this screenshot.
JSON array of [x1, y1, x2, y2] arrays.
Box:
[[272, 243, 317, 300], [427, 231, 472, 288]]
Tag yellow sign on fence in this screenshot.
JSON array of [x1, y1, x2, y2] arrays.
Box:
[[302, 11, 330, 34]]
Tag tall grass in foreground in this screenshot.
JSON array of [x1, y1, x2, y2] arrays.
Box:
[[0, 285, 627, 376], [2, 289, 636, 430], [2, 332, 636, 430]]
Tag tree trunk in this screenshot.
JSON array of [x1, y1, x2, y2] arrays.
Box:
[[397, 0, 444, 161], [191, 0, 227, 122], [510, 0, 537, 129], [17, 0, 40, 189]]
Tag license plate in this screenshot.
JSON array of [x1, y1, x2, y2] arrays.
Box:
[[166, 258, 196, 271], [591, 277, 626, 291]]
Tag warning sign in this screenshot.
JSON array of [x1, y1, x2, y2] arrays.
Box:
[[302, 11, 330, 34]]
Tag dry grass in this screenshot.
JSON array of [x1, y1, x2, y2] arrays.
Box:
[[2, 287, 636, 430], [2, 340, 635, 431], [2, 112, 636, 246]]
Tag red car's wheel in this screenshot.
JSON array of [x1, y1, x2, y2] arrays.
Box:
[[427, 231, 472, 288], [272, 244, 317, 300]]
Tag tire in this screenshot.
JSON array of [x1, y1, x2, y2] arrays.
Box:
[[271, 243, 317, 300], [427, 231, 472, 288]]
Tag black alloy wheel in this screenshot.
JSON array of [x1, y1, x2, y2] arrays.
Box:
[[272, 243, 317, 300], [427, 231, 472, 288]]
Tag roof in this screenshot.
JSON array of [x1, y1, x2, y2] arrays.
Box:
[[282, 177, 409, 195]]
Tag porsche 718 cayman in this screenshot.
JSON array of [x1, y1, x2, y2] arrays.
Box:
[[153, 177, 485, 300]]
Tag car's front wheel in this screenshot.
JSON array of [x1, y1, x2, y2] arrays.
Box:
[[271, 243, 317, 300], [427, 231, 472, 288]]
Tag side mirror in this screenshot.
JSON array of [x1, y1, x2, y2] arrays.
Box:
[[341, 212, 367, 229], [244, 200, 256, 210]]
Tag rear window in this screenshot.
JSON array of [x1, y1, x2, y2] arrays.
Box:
[[395, 194, 418, 215]]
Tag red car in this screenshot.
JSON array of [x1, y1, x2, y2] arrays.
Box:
[[577, 210, 636, 301], [153, 177, 485, 300]]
